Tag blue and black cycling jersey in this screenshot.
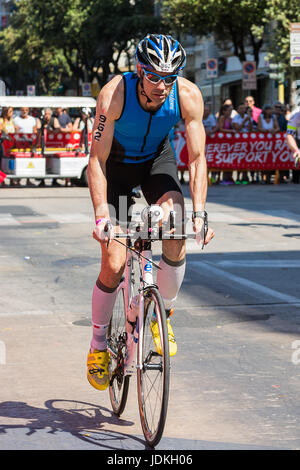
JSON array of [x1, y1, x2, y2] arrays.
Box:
[[111, 72, 182, 163]]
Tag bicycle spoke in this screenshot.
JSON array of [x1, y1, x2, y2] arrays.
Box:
[[137, 287, 170, 447], [108, 285, 130, 416]]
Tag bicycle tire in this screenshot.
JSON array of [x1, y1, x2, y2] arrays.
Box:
[[137, 286, 170, 447], [107, 284, 130, 416]]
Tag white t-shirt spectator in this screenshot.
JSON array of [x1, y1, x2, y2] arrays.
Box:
[[203, 113, 217, 132], [287, 111, 300, 140], [232, 114, 251, 132], [14, 115, 36, 133]]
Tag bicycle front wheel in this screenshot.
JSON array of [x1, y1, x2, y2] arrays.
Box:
[[137, 286, 170, 447], [107, 284, 130, 416]]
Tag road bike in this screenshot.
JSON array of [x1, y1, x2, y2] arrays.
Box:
[[106, 204, 198, 447]]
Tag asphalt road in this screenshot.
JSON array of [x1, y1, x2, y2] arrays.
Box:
[[0, 180, 300, 451]]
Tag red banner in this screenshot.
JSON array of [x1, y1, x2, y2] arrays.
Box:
[[172, 131, 295, 170], [0, 131, 92, 156]]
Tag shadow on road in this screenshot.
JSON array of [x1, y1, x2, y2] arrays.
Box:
[[0, 399, 148, 449]]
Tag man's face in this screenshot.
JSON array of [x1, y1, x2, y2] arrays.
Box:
[[274, 104, 282, 115], [21, 107, 29, 117], [238, 104, 246, 115], [44, 110, 52, 121], [137, 64, 176, 105], [203, 104, 211, 118], [245, 97, 254, 108]]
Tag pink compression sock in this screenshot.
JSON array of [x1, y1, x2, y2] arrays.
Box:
[[156, 254, 186, 311], [90, 280, 118, 352]]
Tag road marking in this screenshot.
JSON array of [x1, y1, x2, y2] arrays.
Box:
[[214, 260, 300, 268], [0, 212, 92, 225], [0, 214, 21, 226], [0, 209, 299, 226], [46, 213, 91, 223], [189, 261, 300, 304], [0, 310, 54, 317], [261, 210, 300, 223]]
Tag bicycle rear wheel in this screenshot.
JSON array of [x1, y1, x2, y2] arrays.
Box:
[[137, 286, 170, 447], [107, 284, 130, 416]]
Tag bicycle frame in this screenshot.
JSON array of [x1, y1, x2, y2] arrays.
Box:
[[122, 237, 157, 372]]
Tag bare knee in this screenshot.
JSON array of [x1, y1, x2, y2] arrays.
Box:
[[162, 239, 186, 263], [98, 242, 126, 288]]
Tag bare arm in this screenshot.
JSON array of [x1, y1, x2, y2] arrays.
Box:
[[257, 115, 266, 132], [73, 117, 80, 131], [218, 115, 235, 133], [60, 121, 73, 133], [179, 78, 214, 245], [180, 79, 207, 212], [87, 76, 123, 222], [233, 115, 250, 132], [272, 115, 280, 133]]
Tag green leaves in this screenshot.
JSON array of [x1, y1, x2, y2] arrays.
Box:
[[0, 0, 160, 94]]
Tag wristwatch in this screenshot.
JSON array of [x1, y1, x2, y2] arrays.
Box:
[[192, 211, 207, 222]]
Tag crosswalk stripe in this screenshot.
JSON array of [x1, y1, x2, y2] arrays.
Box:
[[0, 210, 299, 226], [189, 261, 300, 304]]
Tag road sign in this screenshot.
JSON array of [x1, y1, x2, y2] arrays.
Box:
[[206, 58, 218, 79], [82, 82, 92, 97], [290, 23, 300, 67], [242, 61, 257, 90], [27, 85, 35, 96]]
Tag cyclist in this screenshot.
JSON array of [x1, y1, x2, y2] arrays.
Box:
[[86, 34, 215, 391], [286, 110, 300, 173]]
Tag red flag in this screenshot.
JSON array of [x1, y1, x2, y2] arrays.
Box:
[[0, 170, 7, 183]]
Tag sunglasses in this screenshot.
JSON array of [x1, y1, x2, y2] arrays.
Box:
[[143, 69, 178, 86]]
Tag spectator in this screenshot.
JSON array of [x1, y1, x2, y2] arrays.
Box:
[[54, 107, 73, 133], [283, 104, 292, 122], [202, 101, 218, 136], [43, 108, 60, 131], [273, 101, 287, 132], [244, 95, 262, 124], [0, 107, 17, 186], [53, 108, 73, 186], [0, 107, 16, 134], [232, 103, 253, 133], [257, 104, 279, 134], [218, 104, 235, 185], [258, 105, 280, 184], [216, 98, 237, 118], [13, 107, 38, 133], [36, 109, 61, 187], [13, 107, 39, 186], [217, 104, 235, 133], [73, 107, 94, 132], [273, 101, 288, 183], [232, 104, 253, 184]]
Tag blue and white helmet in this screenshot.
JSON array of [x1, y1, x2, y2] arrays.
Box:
[[136, 34, 186, 73]]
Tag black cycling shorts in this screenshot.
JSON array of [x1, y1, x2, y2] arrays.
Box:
[[106, 139, 182, 223]]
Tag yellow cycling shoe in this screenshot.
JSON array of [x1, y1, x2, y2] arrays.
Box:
[[87, 349, 110, 391], [150, 318, 177, 356]]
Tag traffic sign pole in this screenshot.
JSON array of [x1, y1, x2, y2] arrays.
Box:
[[206, 58, 218, 114]]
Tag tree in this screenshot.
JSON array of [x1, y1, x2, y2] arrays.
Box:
[[161, 0, 268, 66], [0, 0, 72, 93], [0, 0, 160, 94], [252, 0, 300, 79]]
